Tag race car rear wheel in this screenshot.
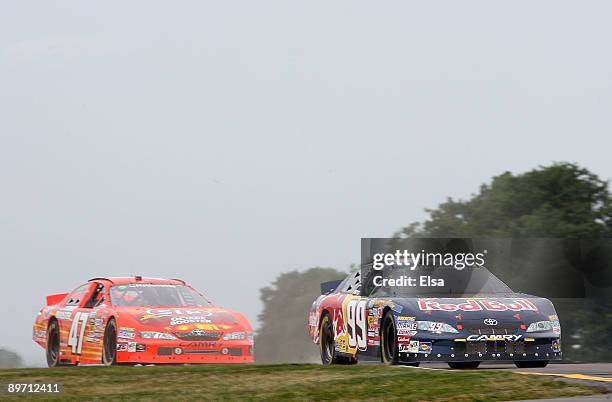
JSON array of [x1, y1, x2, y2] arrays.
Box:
[[46, 319, 61, 367], [102, 318, 118, 366], [514, 360, 548, 368], [448, 361, 480, 369], [319, 313, 356, 365], [381, 310, 399, 365]]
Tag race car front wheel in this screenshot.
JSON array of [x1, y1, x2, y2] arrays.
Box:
[[381, 311, 399, 365], [46, 319, 61, 367], [319, 314, 356, 365], [102, 318, 118, 366], [514, 360, 548, 368]]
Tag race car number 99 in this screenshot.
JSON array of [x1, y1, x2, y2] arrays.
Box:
[[346, 299, 367, 351]]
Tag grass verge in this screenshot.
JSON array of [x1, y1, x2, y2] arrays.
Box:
[[0, 364, 607, 401]]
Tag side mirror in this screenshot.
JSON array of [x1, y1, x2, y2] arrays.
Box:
[[320, 280, 342, 295]]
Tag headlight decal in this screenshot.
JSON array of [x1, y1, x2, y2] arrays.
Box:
[[222, 331, 246, 341], [526, 321, 553, 332], [415, 321, 459, 334], [139, 331, 178, 340]]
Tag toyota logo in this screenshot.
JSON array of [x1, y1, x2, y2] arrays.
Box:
[[484, 318, 498, 326]]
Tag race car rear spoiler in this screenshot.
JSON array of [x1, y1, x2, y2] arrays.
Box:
[[46, 293, 68, 306]]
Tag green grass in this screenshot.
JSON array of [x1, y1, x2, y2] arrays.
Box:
[[0, 364, 606, 401]]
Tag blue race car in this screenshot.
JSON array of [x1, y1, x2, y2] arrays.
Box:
[[308, 267, 561, 368]]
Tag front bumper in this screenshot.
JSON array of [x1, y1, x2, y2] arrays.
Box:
[[398, 334, 561, 363], [116, 340, 254, 364]]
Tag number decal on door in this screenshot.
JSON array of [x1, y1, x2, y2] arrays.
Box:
[[346, 299, 367, 351], [68, 312, 89, 354]]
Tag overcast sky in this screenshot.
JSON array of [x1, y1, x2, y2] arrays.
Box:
[[1, 1, 611, 366]]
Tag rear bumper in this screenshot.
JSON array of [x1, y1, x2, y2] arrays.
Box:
[[398, 335, 561, 363], [116, 340, 254, 364]]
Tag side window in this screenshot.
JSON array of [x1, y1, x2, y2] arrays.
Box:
[[337, 271, 361, 294], [66, 284, 90, 307], [84, 283, 105, 308]]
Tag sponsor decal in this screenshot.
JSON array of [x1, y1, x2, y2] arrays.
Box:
[[398, 343, 412, 352], [335, 338, 347, 352], [391, 304, 403, 313], [397, 336, 411, 342], [396, 316, 415, 321], [408, 340, 419, 353], [170, 316, 212, 326], [368, 307, 380, 317], [466, 334, 522, 342], [128, 342, 137, 352], [552, 339, 561, 352], [118, 327, 135, 339], [117, 342, 128, 352], [397, 329, 417, 336], [367, 331, 378, 337], [308, 312, 317, 327], [367, 316, 378, 325], [136, 343, 146, 352], [368, 339, 380, 346], [179, 342, 218, 349], [418, 298, 538, 312], [85, 335, 99, 343], [140, 308, 213, 322], [88, 318, 104, 333], [397, 322, 417, 331], [32, 329, 46, 340], [551, 320, 561, 334], [419, 342, 432, 353], [172, 323, 231, 332], [127, 283, 176, 287], [548, 315, 558, 321], [55, 309, 74, 320]]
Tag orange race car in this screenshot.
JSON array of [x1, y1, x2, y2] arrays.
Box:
[[33, 276, 254, 366]]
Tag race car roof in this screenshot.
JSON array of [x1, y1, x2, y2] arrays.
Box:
[[88, 277, 187, 286]]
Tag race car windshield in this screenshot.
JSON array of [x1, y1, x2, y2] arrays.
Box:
[[367, 266, 514, 297], [110, 284, 211, 307]]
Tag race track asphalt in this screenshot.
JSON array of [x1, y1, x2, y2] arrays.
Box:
[[422, 362, 612, 383], [403, 363, 612, 401]]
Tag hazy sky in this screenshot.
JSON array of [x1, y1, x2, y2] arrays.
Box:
[[1, 1, 611, 366]]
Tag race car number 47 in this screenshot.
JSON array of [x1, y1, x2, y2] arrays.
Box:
[[68, 312, 89, 354]]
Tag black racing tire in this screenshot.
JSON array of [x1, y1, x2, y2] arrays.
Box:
[[46, 319, 61, 367], [448, 361, 480, 369], [102, 318, 118, 366], [319, 314, 357, 365], [514, 360, 549, 368], [381, 310, 399, 365], [402, 362, 420, 367]]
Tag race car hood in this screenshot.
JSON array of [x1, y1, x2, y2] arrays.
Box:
[[115, 306, 252, 333], [389, 294, 557, 323]]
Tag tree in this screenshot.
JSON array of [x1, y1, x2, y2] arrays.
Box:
[[397, 163, 612, 238], [0, 348, 24, 368], [255, 267, 346, 363], [395, 162, 612, 361]]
